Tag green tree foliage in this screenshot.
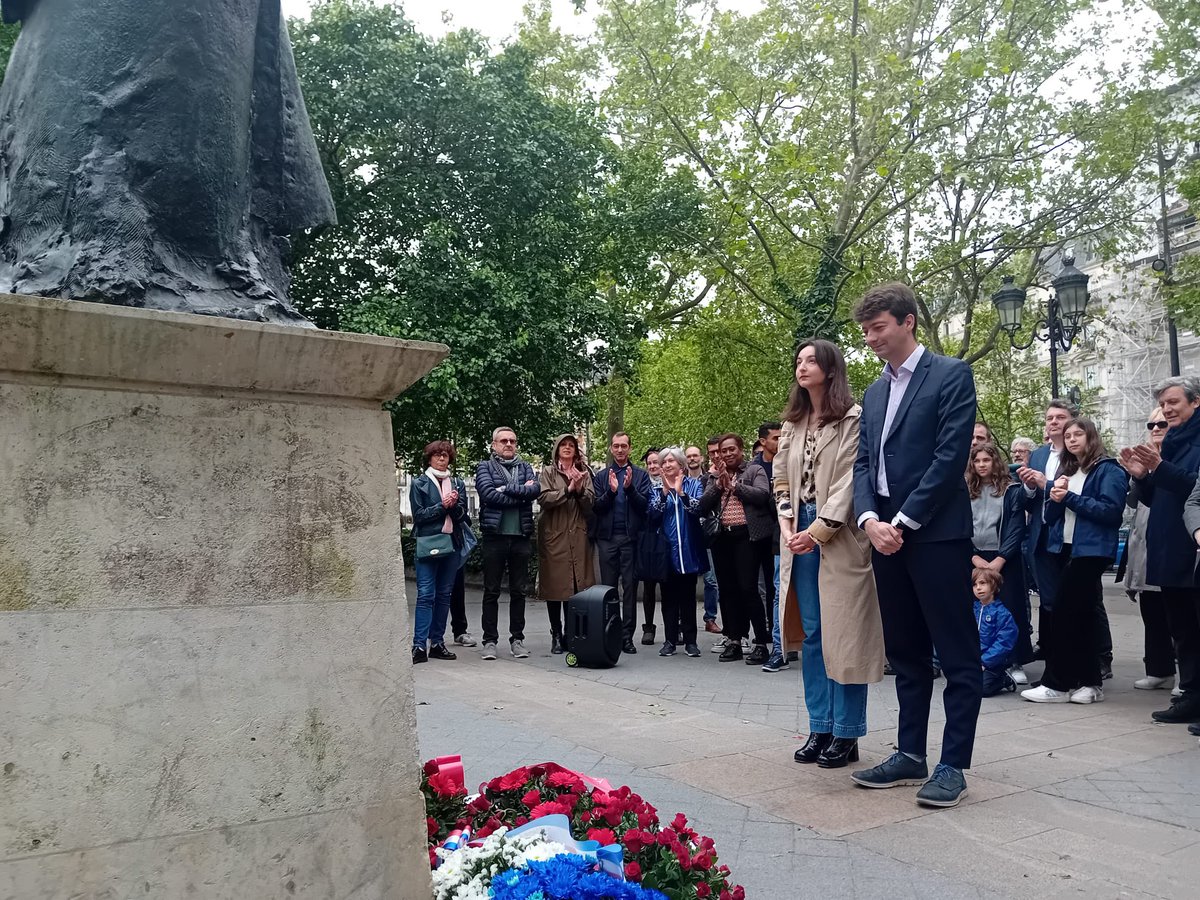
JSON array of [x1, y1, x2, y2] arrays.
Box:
[[287, 0, 702, 464], [592, 0, 1157, 360]]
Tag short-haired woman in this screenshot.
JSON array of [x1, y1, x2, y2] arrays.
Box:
[[1022, 418, 1128, 704], [698, 433, 774, 663], [967, 443, 1032, 680], [776, 339, 884, 768], [409, 440, 468, 664], [537, 434, 596, 653], [648, 447, 709, 657]]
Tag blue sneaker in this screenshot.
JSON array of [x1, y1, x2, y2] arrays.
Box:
[[761, 652, 789, 672], [915, 763, 968, 808], [850, 751, 929, 789]]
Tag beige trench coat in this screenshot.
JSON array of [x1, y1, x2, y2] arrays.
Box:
[[776, 405, 885, 684], [536, 436, 596, 601]]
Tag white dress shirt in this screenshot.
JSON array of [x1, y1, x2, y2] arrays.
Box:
[[858, 344, 925, 530]]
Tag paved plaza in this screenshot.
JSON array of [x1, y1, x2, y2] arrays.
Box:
[[414, 584, 1200, 899]]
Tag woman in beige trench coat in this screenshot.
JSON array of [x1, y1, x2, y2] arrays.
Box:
[[537, 434, 596, 654], [776, 339, 885, 769]]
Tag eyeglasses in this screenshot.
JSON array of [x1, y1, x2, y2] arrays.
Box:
[[1147, 421, 1169, 431], [496, 438, 517, 445]]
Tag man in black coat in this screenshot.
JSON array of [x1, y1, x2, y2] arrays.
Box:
[[593, 432, 652, 654], [1121, 376, 1200, 724]]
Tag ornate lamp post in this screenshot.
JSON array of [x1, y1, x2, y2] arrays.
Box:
[[991, 257, 1092, 397]]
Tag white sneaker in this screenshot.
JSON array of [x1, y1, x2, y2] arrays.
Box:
[[1021, 685, 1070, 703], [1134, 675, 1175, 691], [480, 642, 497, 660], [1009, 665, 1028, 685], [1069, 685, 1104, 704], [454, 632, 478, 648], [510, 640, 530, 659], [711, 637, 728, 653]]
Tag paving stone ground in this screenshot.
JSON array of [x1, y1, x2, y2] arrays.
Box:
[[413, 584, 1200, 899]]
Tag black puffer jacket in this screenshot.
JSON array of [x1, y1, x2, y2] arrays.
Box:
[[475, 457, 539, 536]]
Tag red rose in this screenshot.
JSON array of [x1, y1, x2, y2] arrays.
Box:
[[586, 827, 616, 846], [521, 789, 542, 808], [497, 767, 531, 792], [467, 795, 491, 814], [592, 790, 611, 806], [580, 810, 593, 823], [671, 813, 689, 832], [696, 884, 711, 898], [603, 806, 623, 827], [624, 862, 642, 881], [558, 793, 580, 811], [423, 760, 440, 776], [732, 887, 745, 900], [426, 817, 438, 837], [720, 891, 732, 900], [428, 773, 465, 798], [657, 831, 676, 847], [699, 836, 715, 851], [515, 815, 529, 826], [529, 765, 547, 778], [692, 851, 712, 871], [621, 829, 644, 853], [674, 845, 691, 869], [636, 811, 656, 829]]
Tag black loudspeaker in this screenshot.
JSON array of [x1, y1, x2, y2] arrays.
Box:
[[564, 585, 623, 668]]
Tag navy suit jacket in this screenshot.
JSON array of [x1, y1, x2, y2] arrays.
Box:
[[853, 349, 977, 543], [1022, 443, 1056, 552]]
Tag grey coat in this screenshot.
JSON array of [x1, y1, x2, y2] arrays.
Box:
[[697, 462, 775, 543], [1185, 475, 1200, 548]]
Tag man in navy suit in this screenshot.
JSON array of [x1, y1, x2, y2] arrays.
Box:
[[848, 282, 979, 808]]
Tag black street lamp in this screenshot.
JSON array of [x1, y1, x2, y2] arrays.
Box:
[[991, 257, 1092, 397]]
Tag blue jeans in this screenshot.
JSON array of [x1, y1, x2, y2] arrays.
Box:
[[771, 556, 784, 651], [703, 550, 719, 621], [414, 553, 458, 649], [794, 503, 869, 739]]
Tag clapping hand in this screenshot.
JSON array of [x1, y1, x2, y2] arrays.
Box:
[[1119, 447, 1146, 478], [664, 469, 683, 493], [623, 467, 633, 488], [442, 490, 459, 508], [1131, 443, 1162, 474], [1049, 475, 1069, 503], [608, 469, 619, 492], [1016, 465, 1046, 490]]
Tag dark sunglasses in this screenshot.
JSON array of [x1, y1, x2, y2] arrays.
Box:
[[1147, 421, 1169, 430]]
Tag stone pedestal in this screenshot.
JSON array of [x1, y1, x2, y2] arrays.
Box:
[[0, 294, 447, 898]]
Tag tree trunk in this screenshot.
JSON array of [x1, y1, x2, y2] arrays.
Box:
[[605, 369, 626, 455]]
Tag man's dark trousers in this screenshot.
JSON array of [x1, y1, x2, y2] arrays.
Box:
[[480, 534, 530, 645], [871, 516, 980, 768], [598, 535, 638, 641]]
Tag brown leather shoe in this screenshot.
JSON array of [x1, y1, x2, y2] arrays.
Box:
[[705, 620, 722, 634]]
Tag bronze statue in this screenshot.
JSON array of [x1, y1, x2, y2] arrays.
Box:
[[0, 0, 335, 325]]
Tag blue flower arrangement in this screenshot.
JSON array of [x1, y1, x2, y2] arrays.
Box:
[[490, 855, 668, 900]]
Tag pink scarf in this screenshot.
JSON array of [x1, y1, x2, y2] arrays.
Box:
[[428, 469, 454, 533]]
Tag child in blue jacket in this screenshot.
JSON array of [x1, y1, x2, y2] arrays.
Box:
[[974, 567, 1018, 697]]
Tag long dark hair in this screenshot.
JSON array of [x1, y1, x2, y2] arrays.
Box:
[[781, 338, 854, 426], [1059, 417, 1107, 477], [966, 443, 1011, 499]]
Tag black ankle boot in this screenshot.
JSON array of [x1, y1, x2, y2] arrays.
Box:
[[641, 624, 656, 646], [794, 732, 832, 764], [817, 737, 859, 768], [551, 632, 565, 654]]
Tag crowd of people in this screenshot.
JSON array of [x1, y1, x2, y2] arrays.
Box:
[[408, 281, 1200, 810]]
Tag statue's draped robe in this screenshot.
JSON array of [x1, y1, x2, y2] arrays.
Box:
[[0, 0, 335, 323]]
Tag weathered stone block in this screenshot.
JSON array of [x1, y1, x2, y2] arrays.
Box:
[[0, 294, 446, 898]]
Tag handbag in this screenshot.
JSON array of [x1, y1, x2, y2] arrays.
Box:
[[458, 522, 479, 568], [700, 490, 731, 548], [415, 532, 457, 560]]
